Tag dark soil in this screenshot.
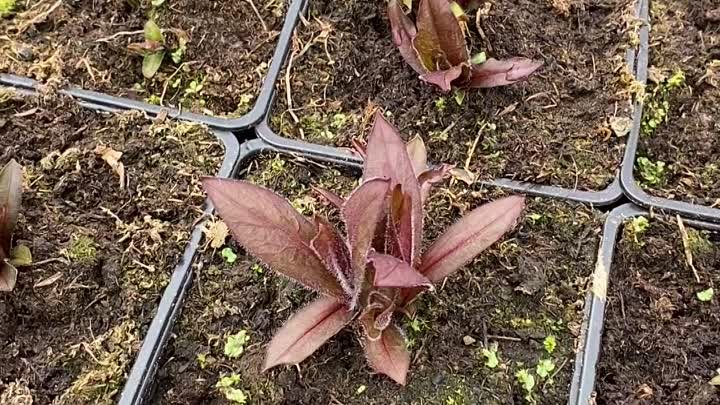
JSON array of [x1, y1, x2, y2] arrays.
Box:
[[271, 0, 638, 191], [152, 154, 602, 405], [0, 89, 222, 405], [1, 0, 287, 115], [637, 0, 720, 207], [595, 218, 720, 405]]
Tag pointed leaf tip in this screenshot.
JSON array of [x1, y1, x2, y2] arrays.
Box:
[[468, 58, 542, 88], [420, 195, 525, 284], [362, 324, 410, 385], [263, 296, 353, 371], [405, 136, 428, 176], [364, 113, 423, 265], [402, 195, 525, 305]]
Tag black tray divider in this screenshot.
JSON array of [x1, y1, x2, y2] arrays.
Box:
[[567, 202, 720, 405], [619, 0, 720, 223], [0, 83, 247, 405], [0, 0, 308, 132], [254, 0, 652, 207], [117, 137, 261, 405]]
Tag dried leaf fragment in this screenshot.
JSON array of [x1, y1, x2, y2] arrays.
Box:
[[94, 145, 125, 189]]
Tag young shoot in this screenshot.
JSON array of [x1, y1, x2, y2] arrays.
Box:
[[388, 0, 541, 91], [202, 112, 525, 384]]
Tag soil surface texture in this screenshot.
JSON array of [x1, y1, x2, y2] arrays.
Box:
[[271, 0, 639, 191], [1, 0, 287, 115], [153, 153, 602, 405], [596, 217, 720, 405], [637, 0, 720, 207], [0, 89, 222, 405]]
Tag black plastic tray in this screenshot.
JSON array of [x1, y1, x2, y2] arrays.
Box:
[[117, 137, 617, 405], [0, 84, 242, 405], [567, 203, 720, 405], [0, 0, 308, 132], [117, 143, 245, 405], [254, 0, 651, 208], [618, 0, 720, 224], [117, 138, 270, 405]]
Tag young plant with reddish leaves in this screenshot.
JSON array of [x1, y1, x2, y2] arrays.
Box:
[[388, 0, 542, 91], [1, 160, 23, 292], [202, 112, 525, 385]]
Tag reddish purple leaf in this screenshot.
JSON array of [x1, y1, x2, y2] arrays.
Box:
[[312, 185, 345, 210], [264, 296, 353, 370], [361, 324, 411, 385], [351, 139, 368, 160], [421, 195, 525, 281], [403, 195, 524, 304], [420, 64, 465, 92], [388, 0, 426, 75], [202, 178, 343, 298], [369, 252, 432, 289], [414, 0, 469, 69], [373, 303, 396, 331], [364, 113, 423, 265], [405, 136, 428, 176], [418, 163, 454, 203], [468, 57, 542, 88], [360, 291, 397, 340], [387, 186, 413, 262], [311, 217, 353, 297], [0, 159, 23, 255], [343, 178, 390, 306]]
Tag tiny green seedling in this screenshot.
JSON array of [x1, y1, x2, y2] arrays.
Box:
[[481, 344, 500, 369], [0, 0, 16, 17], [536, 359, 555, 379], [196, 353, 211, 369], [697, 288, 714, 302], [408, 317, 427, 333], [221, 247, 238, 264], [215, 374, 248, 404], [184, 79, 204, 97], [515, 368, 536, 402], [637, 157, 666, 186], [454, 89, 466, 106], [543, 335, 556, 354], [641, 70, 685, 136], [224, 330, 250, 358], [435, 97, 447, 112], [628, 216, 650, 246], [127, 20, 188, 78]]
